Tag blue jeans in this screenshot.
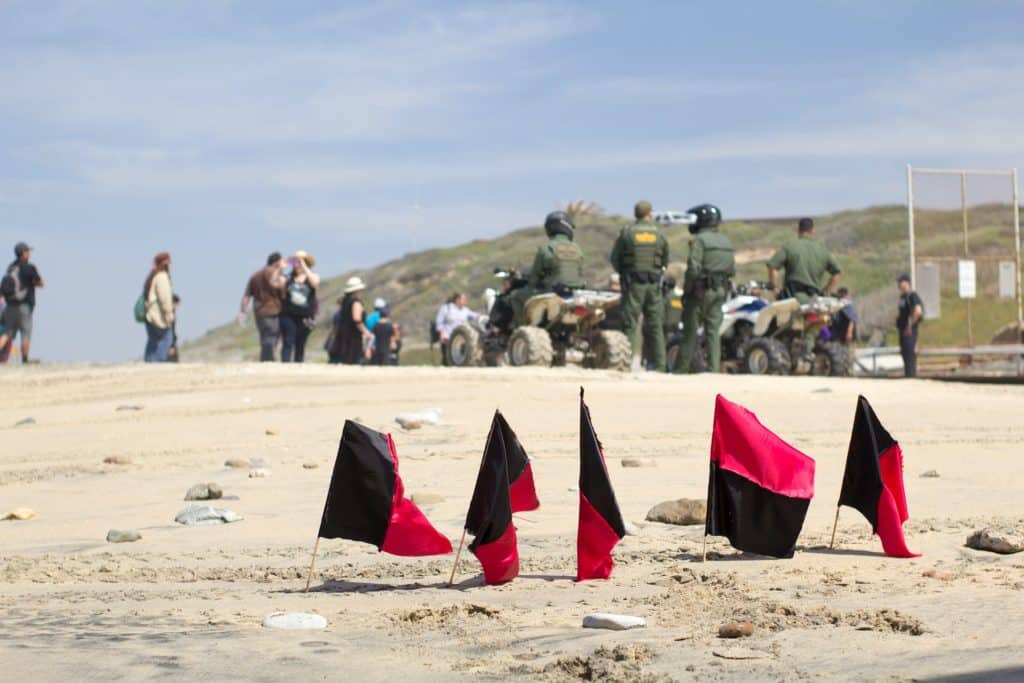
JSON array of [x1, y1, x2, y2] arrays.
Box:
[[144, 323, 173, 362], [280, 315, 311, 363], [256, 316, 280, 362]]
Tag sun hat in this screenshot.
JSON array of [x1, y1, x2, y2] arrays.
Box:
[[344, 276, 366, 294], [295, 250, 316, 267]]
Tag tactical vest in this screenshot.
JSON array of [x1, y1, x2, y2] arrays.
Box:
[[697, 229, 736, 277], [546, 238, 584, 288], [619, 222, 664, 274]]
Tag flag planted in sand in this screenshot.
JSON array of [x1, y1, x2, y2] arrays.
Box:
[[577, 389, 626, 581], [317, 421, 451, 556], [836, 396, 919, 558], [464, 415, 519, 585], [492, 411, 540, 513], [705, 395, 815, 559]]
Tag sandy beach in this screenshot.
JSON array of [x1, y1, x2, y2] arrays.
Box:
[[2, 363, 1023, 681]]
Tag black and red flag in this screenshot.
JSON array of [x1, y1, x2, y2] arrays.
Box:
[[837, 396, 919, 558], [464, 417, 519, 585], [317, 421, 451, 556], [493, 411, 540, 513], [705, 395, 815, 559], [577, 389, 626, 581]]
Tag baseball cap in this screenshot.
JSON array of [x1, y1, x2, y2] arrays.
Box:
[[373, 297, 387, 309], [14, 241, 31, 257], [896, 273, 911, 283]]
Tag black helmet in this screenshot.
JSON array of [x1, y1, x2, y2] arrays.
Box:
[[544, 211, 575, 239], [687, 204, 722, 233]]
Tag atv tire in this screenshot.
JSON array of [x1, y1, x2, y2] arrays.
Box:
[[740, 337, 791, 375], [447, 324, 483, 367], [812, 341, 851, 377], [592, 330, 632, 372], [508, 326, 554, 367]]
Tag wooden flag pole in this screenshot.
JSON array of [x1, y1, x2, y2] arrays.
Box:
[[701, 535, 707, 563], [829, 507, 841, 550], [304, 536, 321, 593], [448, 529, 467, 586]]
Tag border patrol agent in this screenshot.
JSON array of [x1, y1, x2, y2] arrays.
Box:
[[767, 217, 841, 304], [510, 211, 584, 325], [610, 200, 669, 371], [675, 204, 734, 373]]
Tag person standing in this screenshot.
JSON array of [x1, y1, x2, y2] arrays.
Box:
[[829, 287, 857, 345], [675, 204, 735, 374], [371, 305, 400, 365], [766, 217, 841, 303], [0, 242, 44, 363], [143, 252, 175, 362], [896, 274, 924, 378], [435, 292, 481, 365], [610, 200, 670, 371], [239, 252, 287, 362], [280, 251, 320, 363], [329, 276, 372, 365]]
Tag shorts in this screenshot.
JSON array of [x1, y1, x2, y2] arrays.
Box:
[[1, 304, 32, 341]]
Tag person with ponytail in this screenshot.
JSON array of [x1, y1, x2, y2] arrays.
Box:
[[143, 252, 175, 362]]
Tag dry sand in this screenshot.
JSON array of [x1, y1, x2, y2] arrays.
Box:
[[2, 363, 1022, 681]]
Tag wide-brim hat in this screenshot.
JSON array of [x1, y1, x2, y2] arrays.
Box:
[[295, 250, 315, 267], [344, 276, 366, 293]]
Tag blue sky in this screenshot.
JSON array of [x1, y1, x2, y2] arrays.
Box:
[[2, 1, 1023, 362]]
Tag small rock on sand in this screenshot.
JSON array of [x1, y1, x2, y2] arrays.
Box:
[[184, 483, 223, 501], [265, 429, 277, 436], [582, 613, 646, 631], [624, 522, 641, 536], [718, 621, 755, 638], [106, 529, 142, 543], [965, 529, 1023, 554], [621, 458, 656, 468], [249, 468, 271, 478], [396, 417, 422, 430], [922, 569, 955, 581], [2, 507, 36, 521], [713, 648, 769, 660], [645, 498, 706, 525], [262, 612, 327, 630], [175, 505, 243, 525], [224, 458, 251, 469], [103, 455, 133, 465], [920, 469, 940, 478], [411, 492, 445, 506], [249, 456, 271, 469], [15, 417, 36, 427], [302, 463, 318, 469], [115, 404, 144, 412]]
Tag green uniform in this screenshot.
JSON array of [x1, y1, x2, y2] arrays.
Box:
[[610, 220, 670, 371], [663, 289, 684, 330], [767, 235, 841, 304], [675, 228, 735, 373], [511, 234, 585, 326]]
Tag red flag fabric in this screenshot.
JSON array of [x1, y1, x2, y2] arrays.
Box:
[[317, 421, 451, 557], [706, 395, 815, 558], [838, 396, 919, 558], [465, 416, 519, 584], [493, 411, 540, 513], [577, 389, 626, 581]]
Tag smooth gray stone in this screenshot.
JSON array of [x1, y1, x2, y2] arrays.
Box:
[[582, 613, 646, 630], [106, 529, 142, 543]]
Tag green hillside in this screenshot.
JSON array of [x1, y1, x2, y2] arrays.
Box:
[[182, 204, 1021, 362]]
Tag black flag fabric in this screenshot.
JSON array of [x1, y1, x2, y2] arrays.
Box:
[[577, 389, 626, 581], [705, 395, 815, 559], [464, 418, 519, 584], [493, 411, 540, 513], [317, 420, 451, 556], [837, 396, 918, 558]]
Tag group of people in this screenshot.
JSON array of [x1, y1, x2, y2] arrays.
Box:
[[323, 277, 402, 366], [238, 251, 321, 363]]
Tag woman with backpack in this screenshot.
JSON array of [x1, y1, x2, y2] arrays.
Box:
[[280, 251, 320, 363], [143, 252, 175, 362]]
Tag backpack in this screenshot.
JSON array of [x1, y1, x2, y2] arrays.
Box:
[[134, 280, 149, 323], [2, 264, 28, 303]]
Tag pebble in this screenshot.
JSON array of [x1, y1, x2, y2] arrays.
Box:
[[15, 417, 36, 427], [645, 498, 707, 526], [922, 569, 955, 581], [250, 456, 271, 469], [265, 429, 277, 436], [106, 529, 142, 543], [567, 486, 579, 492], [302, 463, 319, 469], [624, 522, 641, 536], [249, 468, 271, 478], [811, 387, 833, 394], [621, 458, 656, 468], [184, 483, 223, 501], [396, 417, 422, 430], [713, 648, 769, 660], [174, 505, 243, 525], [920, 470, 940, 478], [718, 621, 755, 638], [582, 613, 646, 631], [411, 492, 445, 505], [965, 528, 1023, 554], [2, 507, 36, 521], [224, 458, 251, 469], [103, 455, 133, 465], [262, 612, 327, 630], [115, 404, 144, 412]]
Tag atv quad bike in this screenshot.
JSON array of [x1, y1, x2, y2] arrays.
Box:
[[737, 295, 851, 376]]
